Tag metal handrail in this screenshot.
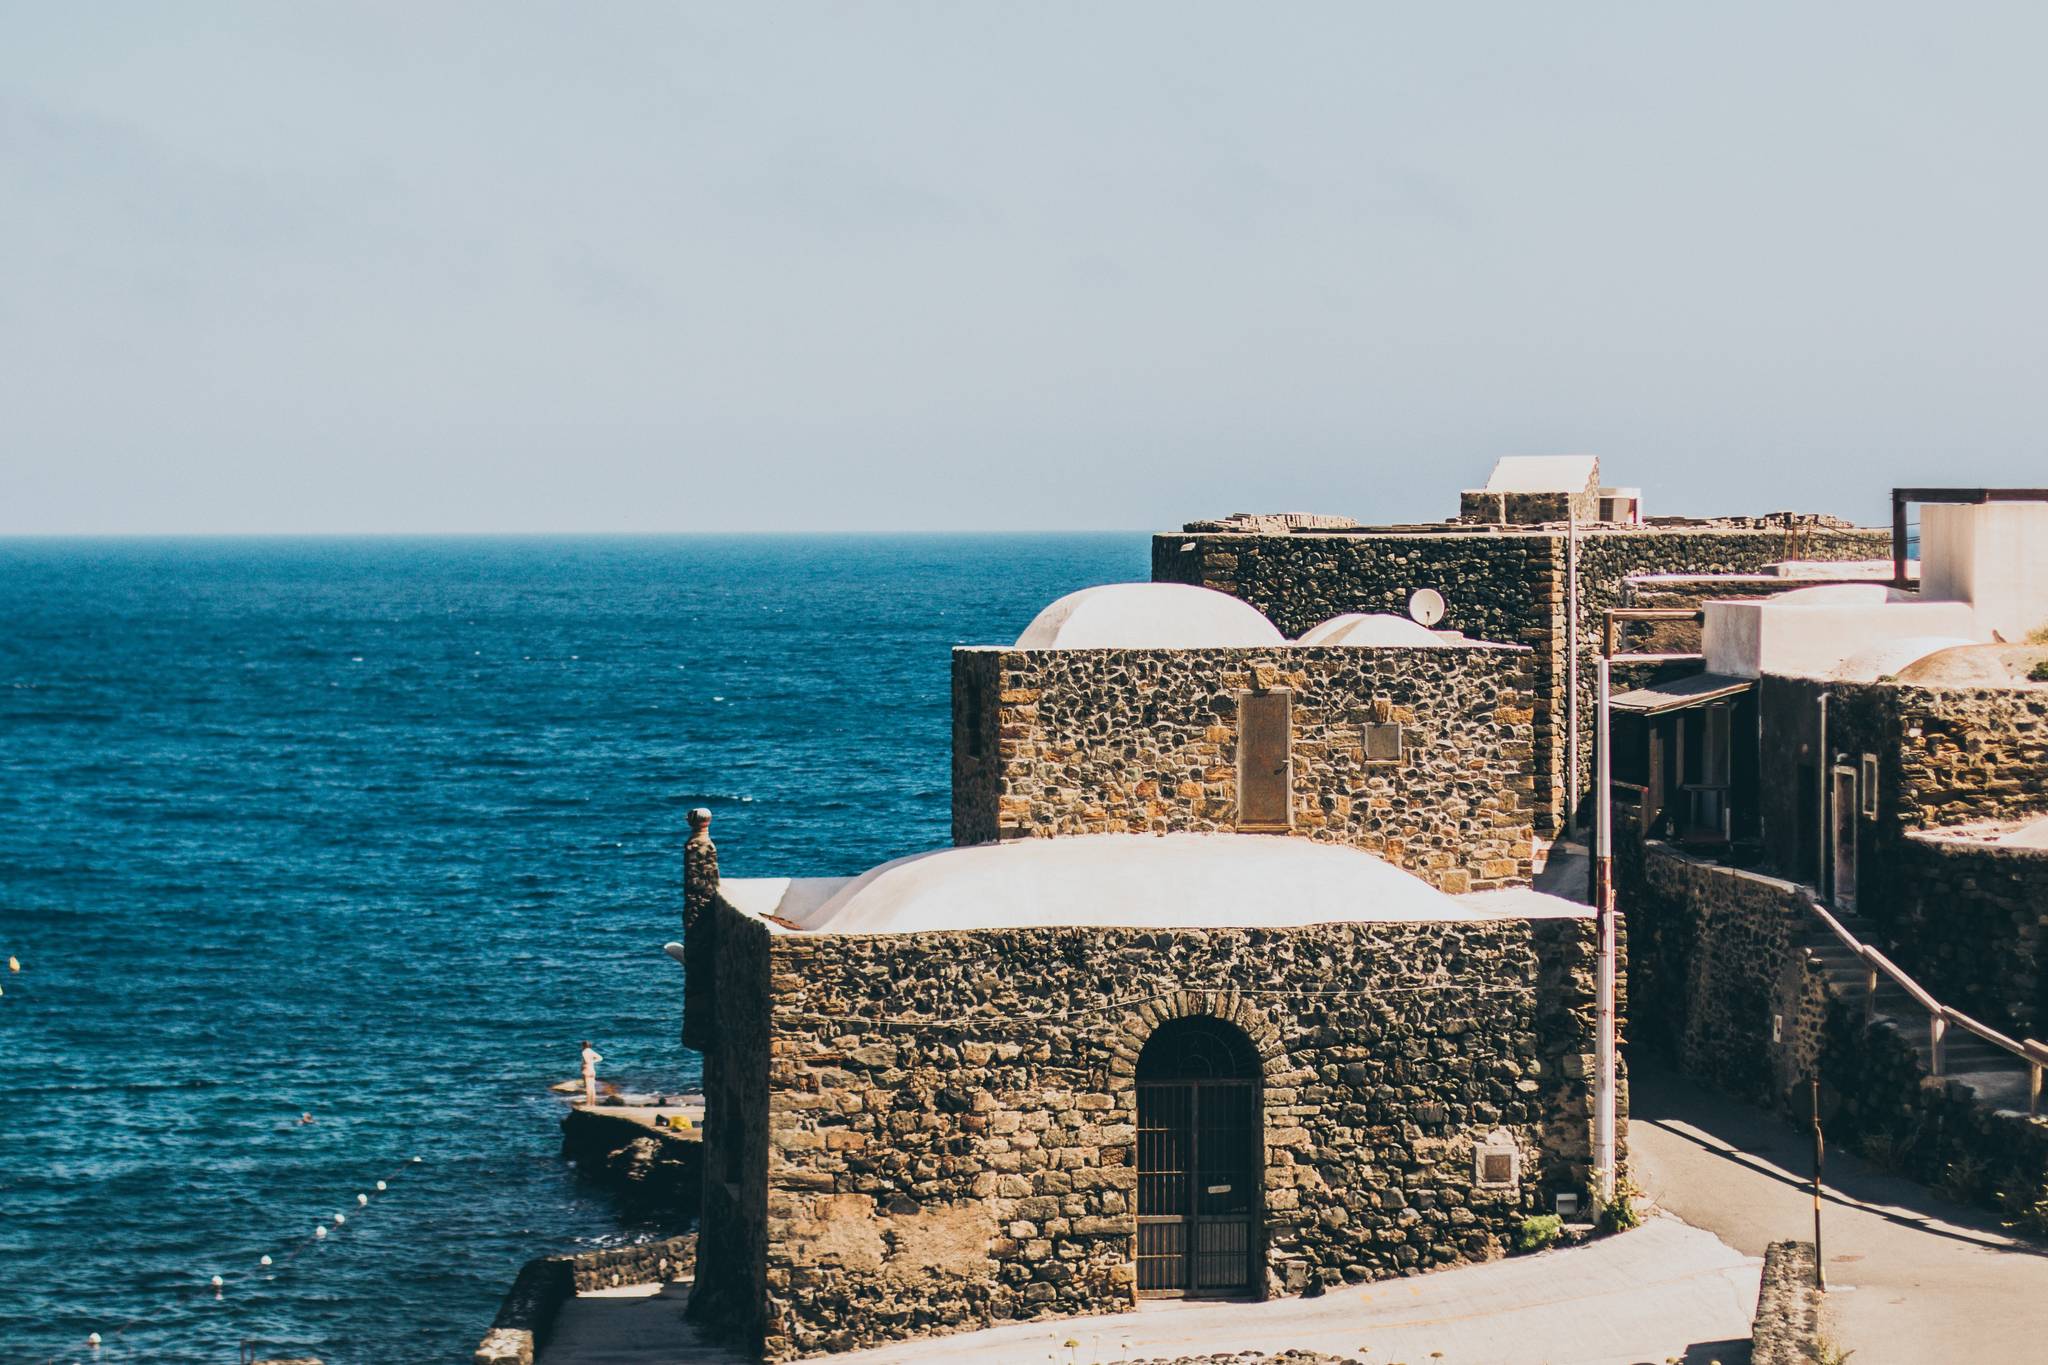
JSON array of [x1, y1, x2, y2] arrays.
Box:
[[1808, 898, 2045, 1117]]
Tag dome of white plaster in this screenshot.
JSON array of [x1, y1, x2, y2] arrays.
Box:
[[1015, 584, 1284, 650], [1297, 613, 1450, 647], [749, 832, 1542, 935], [2000, 817, 2048, 849], [1831, 636, 1979, 682], [1895, 644, 2048, 688]]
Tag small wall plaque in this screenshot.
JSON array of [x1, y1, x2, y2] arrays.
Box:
[[1474, 1129, 1521, 1189], [1363, 722, 1403, 764]]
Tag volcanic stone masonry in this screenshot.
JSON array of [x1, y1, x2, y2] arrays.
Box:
[[952, 644, 1536, 893], [1153, 521, 1893, 831], [1757, 674, 2048, 1035], [692, 904, 1604, 1361]]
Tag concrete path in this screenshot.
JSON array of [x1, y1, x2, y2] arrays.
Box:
[[541, 1281, 732, 1365], [541, 1217, 1759, 1365], [1629, 1056, 2048, 1365], [829, 1218, 1755, 1365]]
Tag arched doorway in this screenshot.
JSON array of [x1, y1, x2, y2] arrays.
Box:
[[1135, 1016, 1261, 1297]]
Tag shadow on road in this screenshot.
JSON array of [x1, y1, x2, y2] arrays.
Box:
[[1628, 1053, 2046, 1260]]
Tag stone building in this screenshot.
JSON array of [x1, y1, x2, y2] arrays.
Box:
[[1610, 490, 2048, 1216], [1154, 455, 1893, 834], [680, 582, 1607, 1361], [951, 584, 1537, 892]]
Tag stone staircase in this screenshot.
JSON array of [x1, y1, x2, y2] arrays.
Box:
[[1803, 903, 2040, 1116]]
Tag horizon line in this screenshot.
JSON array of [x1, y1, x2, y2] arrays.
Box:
[[0, 526, 1170, 541]]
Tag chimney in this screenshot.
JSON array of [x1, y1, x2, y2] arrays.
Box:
[[682, 808, 719, 1054]]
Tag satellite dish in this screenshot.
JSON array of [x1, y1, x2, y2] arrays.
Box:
[[1408, 588, 1446, 627]]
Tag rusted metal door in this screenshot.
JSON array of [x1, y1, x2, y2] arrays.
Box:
[[1236, 690, 1292, 831], [1137, 1078, 1257, 1296]]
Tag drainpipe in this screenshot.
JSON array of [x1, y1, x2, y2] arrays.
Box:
[[1567, 516, 1581, 836], [1593, 653, 1616, 1208], [1816, 693, 1830, 898]]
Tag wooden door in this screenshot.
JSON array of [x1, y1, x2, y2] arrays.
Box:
[[1831, 765, 1858, 910]]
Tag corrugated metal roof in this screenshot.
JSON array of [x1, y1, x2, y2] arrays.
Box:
[[1610, 672, 1753, 715]]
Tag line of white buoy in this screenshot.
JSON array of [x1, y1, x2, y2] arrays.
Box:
[[40, 1153, 427, 1362]]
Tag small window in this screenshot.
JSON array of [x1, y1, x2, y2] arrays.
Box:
[[1860, 754, 1879, 819], [1363, 722, 1403, 764], [1236, 690, 1293, 831]]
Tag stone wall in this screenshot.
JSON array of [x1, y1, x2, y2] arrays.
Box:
[[1888, 831, 2048, 1034], [1155, 524, 1890, 833], [1621, 840, 1827, 1110], [952, 644, 1536, 893], [687, 903, 773, 1352], [1762, 676, 2048, 847], [1623, 839, 2048, 1227], [475, 1237, 698, 1365], [706, 910, 1602, 1360], [683, 825, 722, 1052], [1755, 675, 2048, 1035], [1748, 1241, 1823, 1365], [1562, 526, 1889, 826], [1154, 531, 1569, 827], [565, 1234, 698, 1292]]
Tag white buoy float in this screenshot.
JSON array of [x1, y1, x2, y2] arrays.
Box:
[[375, 1181, 387, 1191], [315, 1226, 327, 1239], [333, 1213, 346, 1225], [357, 1193, 368, 1205], [260, 1255, 272, 1266], [87, 1331, 101, 1348]]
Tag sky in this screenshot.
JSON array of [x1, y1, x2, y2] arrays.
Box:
[[3, 3, 2045, 534]]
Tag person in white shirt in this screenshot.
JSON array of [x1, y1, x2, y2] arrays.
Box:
[[580, 1040, 603, 1107]]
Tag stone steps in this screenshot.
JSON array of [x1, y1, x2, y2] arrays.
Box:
[[1803, 906, 2038, 1117]]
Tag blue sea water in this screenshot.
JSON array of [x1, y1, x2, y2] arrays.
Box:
[[0, 534, 1146, 1365]]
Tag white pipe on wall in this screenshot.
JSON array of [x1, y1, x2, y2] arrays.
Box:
[[1594, 654, 1616, 1207], [1817, 691, 1830, 896], [1567, 516, 1580, 836]]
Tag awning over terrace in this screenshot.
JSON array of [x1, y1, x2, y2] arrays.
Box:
[[1609, 672, 1753, 716]]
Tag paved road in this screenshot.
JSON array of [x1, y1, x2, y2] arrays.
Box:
[[1629, 1055, 2048, 1365], [541, 1217, 1758, 1365]]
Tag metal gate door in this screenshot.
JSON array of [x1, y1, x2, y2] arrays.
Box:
[[1137, 1079, 1257, 1296]]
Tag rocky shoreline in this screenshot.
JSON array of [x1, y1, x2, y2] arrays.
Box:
[[558, 1098, 703, 1222]]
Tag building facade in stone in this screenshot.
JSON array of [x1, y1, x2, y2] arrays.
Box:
[[679, 581, 1609, 1361], [1609, 489, 2048, 1217], [951, 585, 1537, 892], [1611, 491, 2048, 1038], [1153, 455, 1894, 835]]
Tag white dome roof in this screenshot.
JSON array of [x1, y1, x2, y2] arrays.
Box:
[[722, 833, 1567, 935], [1297, 613, 1450, 648], [1016, 584, 1284, 650], [1831, 636, 1979, 682]]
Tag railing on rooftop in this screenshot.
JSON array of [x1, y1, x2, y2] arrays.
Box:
[[1808, 898, 2047, 1118]]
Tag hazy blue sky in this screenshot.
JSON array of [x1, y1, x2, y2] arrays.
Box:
[[4, 4, 2044, 533]]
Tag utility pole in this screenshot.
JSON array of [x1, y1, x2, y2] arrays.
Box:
[[1811, 1072, 1826, 1290]]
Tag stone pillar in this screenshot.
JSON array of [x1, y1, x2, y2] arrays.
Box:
[[682, 808, 718, 1053]]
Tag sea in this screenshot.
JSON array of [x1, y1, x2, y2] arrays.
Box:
[[0, 534, 1146, 1365]]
